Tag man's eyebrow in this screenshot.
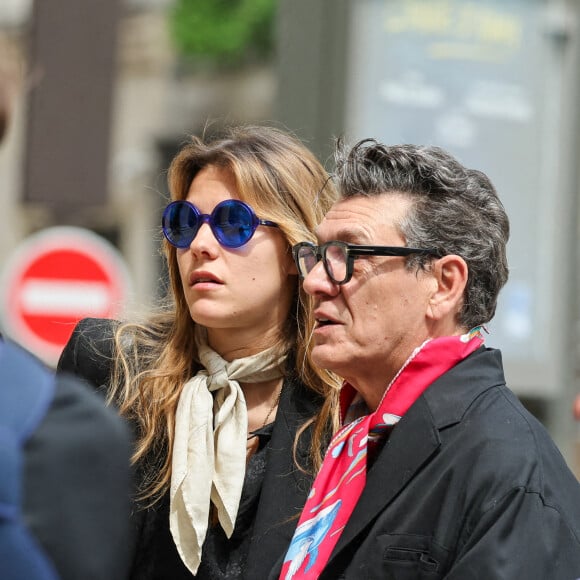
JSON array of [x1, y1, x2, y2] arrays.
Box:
[[315, 228, 370, 244]]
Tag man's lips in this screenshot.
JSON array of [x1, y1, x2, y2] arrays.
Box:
[[313, 310, 340, 327], [188, 271, 223, 286]]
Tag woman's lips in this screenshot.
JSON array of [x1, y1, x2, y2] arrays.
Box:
[[189, 271, 223, 286]]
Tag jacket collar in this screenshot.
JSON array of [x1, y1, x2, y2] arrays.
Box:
[[422, 347, 505, 429]]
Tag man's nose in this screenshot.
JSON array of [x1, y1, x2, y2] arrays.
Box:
[[302, 260, 340, 296]]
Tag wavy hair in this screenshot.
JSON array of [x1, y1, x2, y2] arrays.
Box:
[[108, 125, 341, 504], [334, 139, 510, 328]]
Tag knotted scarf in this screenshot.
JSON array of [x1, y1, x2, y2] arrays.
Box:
[[280, 328, 484, 579], [170, 326, 286, 575]]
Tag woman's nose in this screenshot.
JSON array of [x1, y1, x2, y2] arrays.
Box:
[[189, 222, 218, 257]]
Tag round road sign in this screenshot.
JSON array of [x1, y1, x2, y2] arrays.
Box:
[[1, 226, 132, 365]]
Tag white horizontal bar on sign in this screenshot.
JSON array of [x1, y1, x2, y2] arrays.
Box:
[[19, 279, 112, 315]]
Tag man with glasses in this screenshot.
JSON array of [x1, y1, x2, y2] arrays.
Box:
[[277, 140, 580, 579]]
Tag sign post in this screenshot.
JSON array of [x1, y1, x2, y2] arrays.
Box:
[[1, 227, 132, 366]]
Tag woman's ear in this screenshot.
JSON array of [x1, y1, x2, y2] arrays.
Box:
[[426, 255, 468, 324]]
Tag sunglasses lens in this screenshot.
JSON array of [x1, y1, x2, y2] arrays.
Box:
[[162, 199, 261, 249], [162, 202, 199, 248], [213, 200, 256, 248]]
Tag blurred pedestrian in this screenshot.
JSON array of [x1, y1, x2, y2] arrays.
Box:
[[0, 80, 132, 580]]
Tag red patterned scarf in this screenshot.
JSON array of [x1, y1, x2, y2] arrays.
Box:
[[279, 329, 484, 579]]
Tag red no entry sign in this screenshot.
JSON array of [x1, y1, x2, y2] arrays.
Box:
[[1, 227, 132, 366]]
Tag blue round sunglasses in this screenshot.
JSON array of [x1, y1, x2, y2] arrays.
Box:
[[162, 199, 279, 249]]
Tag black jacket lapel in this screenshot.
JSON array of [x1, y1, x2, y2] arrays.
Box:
[[244, 378, 323, 579]]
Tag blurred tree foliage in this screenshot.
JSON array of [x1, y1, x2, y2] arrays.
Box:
[[169, 0, 277, 68]]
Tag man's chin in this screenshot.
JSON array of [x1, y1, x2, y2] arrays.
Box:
[[311, 346, 342, 375]]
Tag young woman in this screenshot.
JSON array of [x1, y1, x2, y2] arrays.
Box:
[[58, 125, 339, 579]]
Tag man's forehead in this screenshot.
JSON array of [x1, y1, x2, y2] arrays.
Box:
[[315, 194, 410, 241]]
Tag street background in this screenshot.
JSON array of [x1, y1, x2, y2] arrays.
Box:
[[1, 0, 579, 476]]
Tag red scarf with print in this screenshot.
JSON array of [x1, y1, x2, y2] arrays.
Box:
[[279, 329, 484, 580]]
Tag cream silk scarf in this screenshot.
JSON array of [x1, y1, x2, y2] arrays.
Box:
[[170, 327, 285, 575]]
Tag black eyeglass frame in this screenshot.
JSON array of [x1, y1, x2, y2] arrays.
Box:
[[292, 241, 441, 285]]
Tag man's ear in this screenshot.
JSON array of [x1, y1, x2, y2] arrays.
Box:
[[426, 255, 468, 323]]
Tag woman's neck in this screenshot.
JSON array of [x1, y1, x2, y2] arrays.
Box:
[[206, 327, 284, 362], [241, 377, 283, 408]]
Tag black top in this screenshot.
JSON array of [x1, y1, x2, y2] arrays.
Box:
[[130, 426, 274, 580], [197, 424, 273, 579]]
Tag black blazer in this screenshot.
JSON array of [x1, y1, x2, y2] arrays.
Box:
[[58, 318, 324, 579], [270, 347, 580, 579]]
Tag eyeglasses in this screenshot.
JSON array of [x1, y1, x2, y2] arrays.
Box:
[[162, 199, 279, 249], [292, 241, 440, 285]]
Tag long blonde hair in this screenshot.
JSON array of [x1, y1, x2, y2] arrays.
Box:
[[108, 125, 340, 504]]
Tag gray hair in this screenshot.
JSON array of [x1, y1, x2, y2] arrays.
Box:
[[334, 139, 510, 328]]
